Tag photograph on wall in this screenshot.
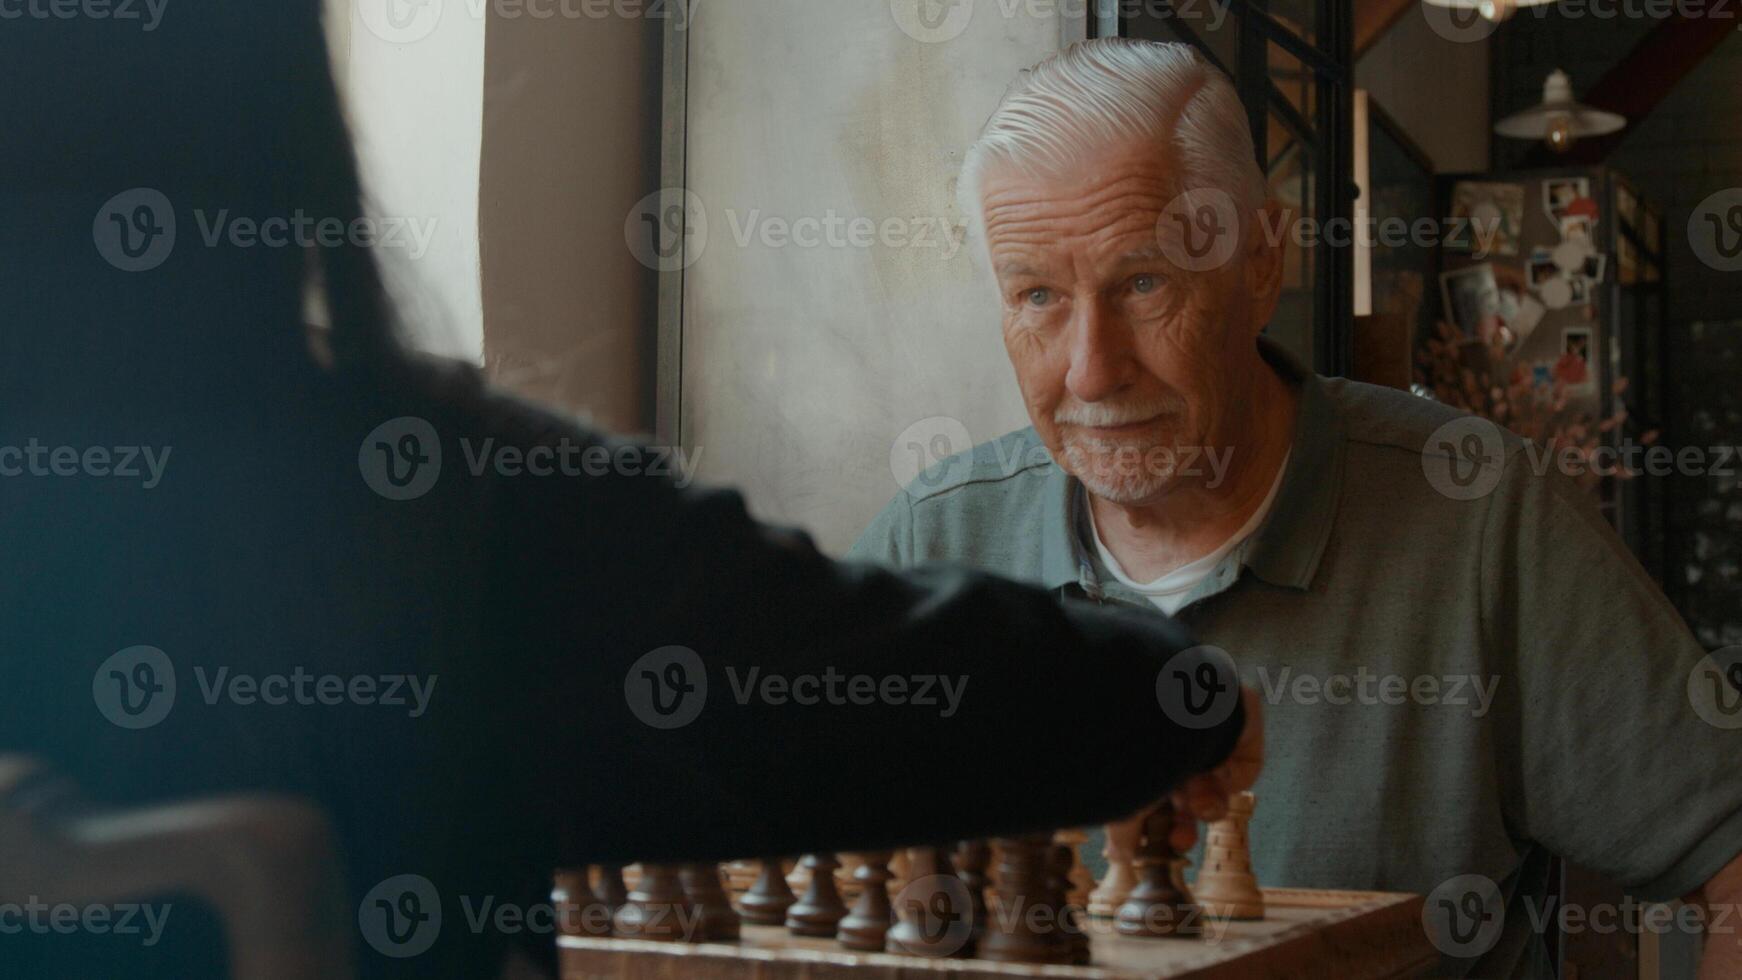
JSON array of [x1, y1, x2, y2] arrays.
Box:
[[1440, 263, 1501, 338], [1544, 177, 1591, 223], [1555, 326, 1595, 391], [1448, 181, 1524, 257]]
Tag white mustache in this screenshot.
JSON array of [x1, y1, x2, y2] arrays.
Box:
[[1053, 396, 1182, 428]]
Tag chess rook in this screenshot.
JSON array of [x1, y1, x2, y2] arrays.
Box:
[[1194, 791, 1265, 921], [979, 835, 1070, 964]]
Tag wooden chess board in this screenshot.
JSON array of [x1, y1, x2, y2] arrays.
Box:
[[558, 887, 1436, 979]]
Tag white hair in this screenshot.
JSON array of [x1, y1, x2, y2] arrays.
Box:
[[959, 39, 1268, 243]]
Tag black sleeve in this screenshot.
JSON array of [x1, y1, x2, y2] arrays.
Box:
[[465, 387, 1244, 867]]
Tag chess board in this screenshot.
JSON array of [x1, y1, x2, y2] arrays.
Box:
[[558, 887, 1436, 979]]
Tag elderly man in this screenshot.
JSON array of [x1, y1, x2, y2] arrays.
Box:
[[849, 38, 1742, 978]]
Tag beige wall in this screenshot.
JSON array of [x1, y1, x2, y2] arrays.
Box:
[[1356, 11, 1491, 173]]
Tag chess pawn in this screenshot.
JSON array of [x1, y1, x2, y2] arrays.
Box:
[[888, 845, 974, 958], [837, 851, 895, 951], [1115, 803, 1203, 939], [954, 840, 992, 941], [1194, 791, 1264, 920], [552, 869, 612, 937], [1053, 829, 1096, 908], [738, 858, 795, 926], [979, 835, 1071, 964], [613, 863, 697, 941], [1049, 843, 1092, 964], [785, 854, 847, 937], [594, 865, 629, 915], [1087, 816, 1141, 918], [681, 863, 742, 941]]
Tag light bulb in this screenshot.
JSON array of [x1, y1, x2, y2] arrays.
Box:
[[1544, 114, 1576, 153]]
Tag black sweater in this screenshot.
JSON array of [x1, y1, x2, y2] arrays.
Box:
[[1, 356, 1242, 979]]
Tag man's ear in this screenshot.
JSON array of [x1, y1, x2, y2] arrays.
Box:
[[1241, 200, 1287, 337]]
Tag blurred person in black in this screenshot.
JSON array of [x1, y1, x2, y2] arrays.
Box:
[[0, 2, 1258, 977]]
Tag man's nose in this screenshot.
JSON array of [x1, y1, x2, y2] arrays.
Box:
[[1064, 299, 1136, 404]]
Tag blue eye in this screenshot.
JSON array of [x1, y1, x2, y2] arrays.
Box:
[[1133, 275, 1161, 295], [1025, 288, 1053, 307]]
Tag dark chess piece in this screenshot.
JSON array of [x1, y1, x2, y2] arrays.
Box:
[[681, 863, 741, 941], [1049, 843, 1092, 964], [954, 839, 992, 942], [837, 851, 895, 951], [738, 858, 795, 926], [888, 845, 974, 958], [613, 863, 698, 941], [785, 854, 847, 937], [1115, 803, 1203, 939], [552, 869, 612, 937], [594, 864, 629, 916], [978, 835, 1070, 964]]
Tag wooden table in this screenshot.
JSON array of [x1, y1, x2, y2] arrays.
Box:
[[558, 887, 1437, 979]]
